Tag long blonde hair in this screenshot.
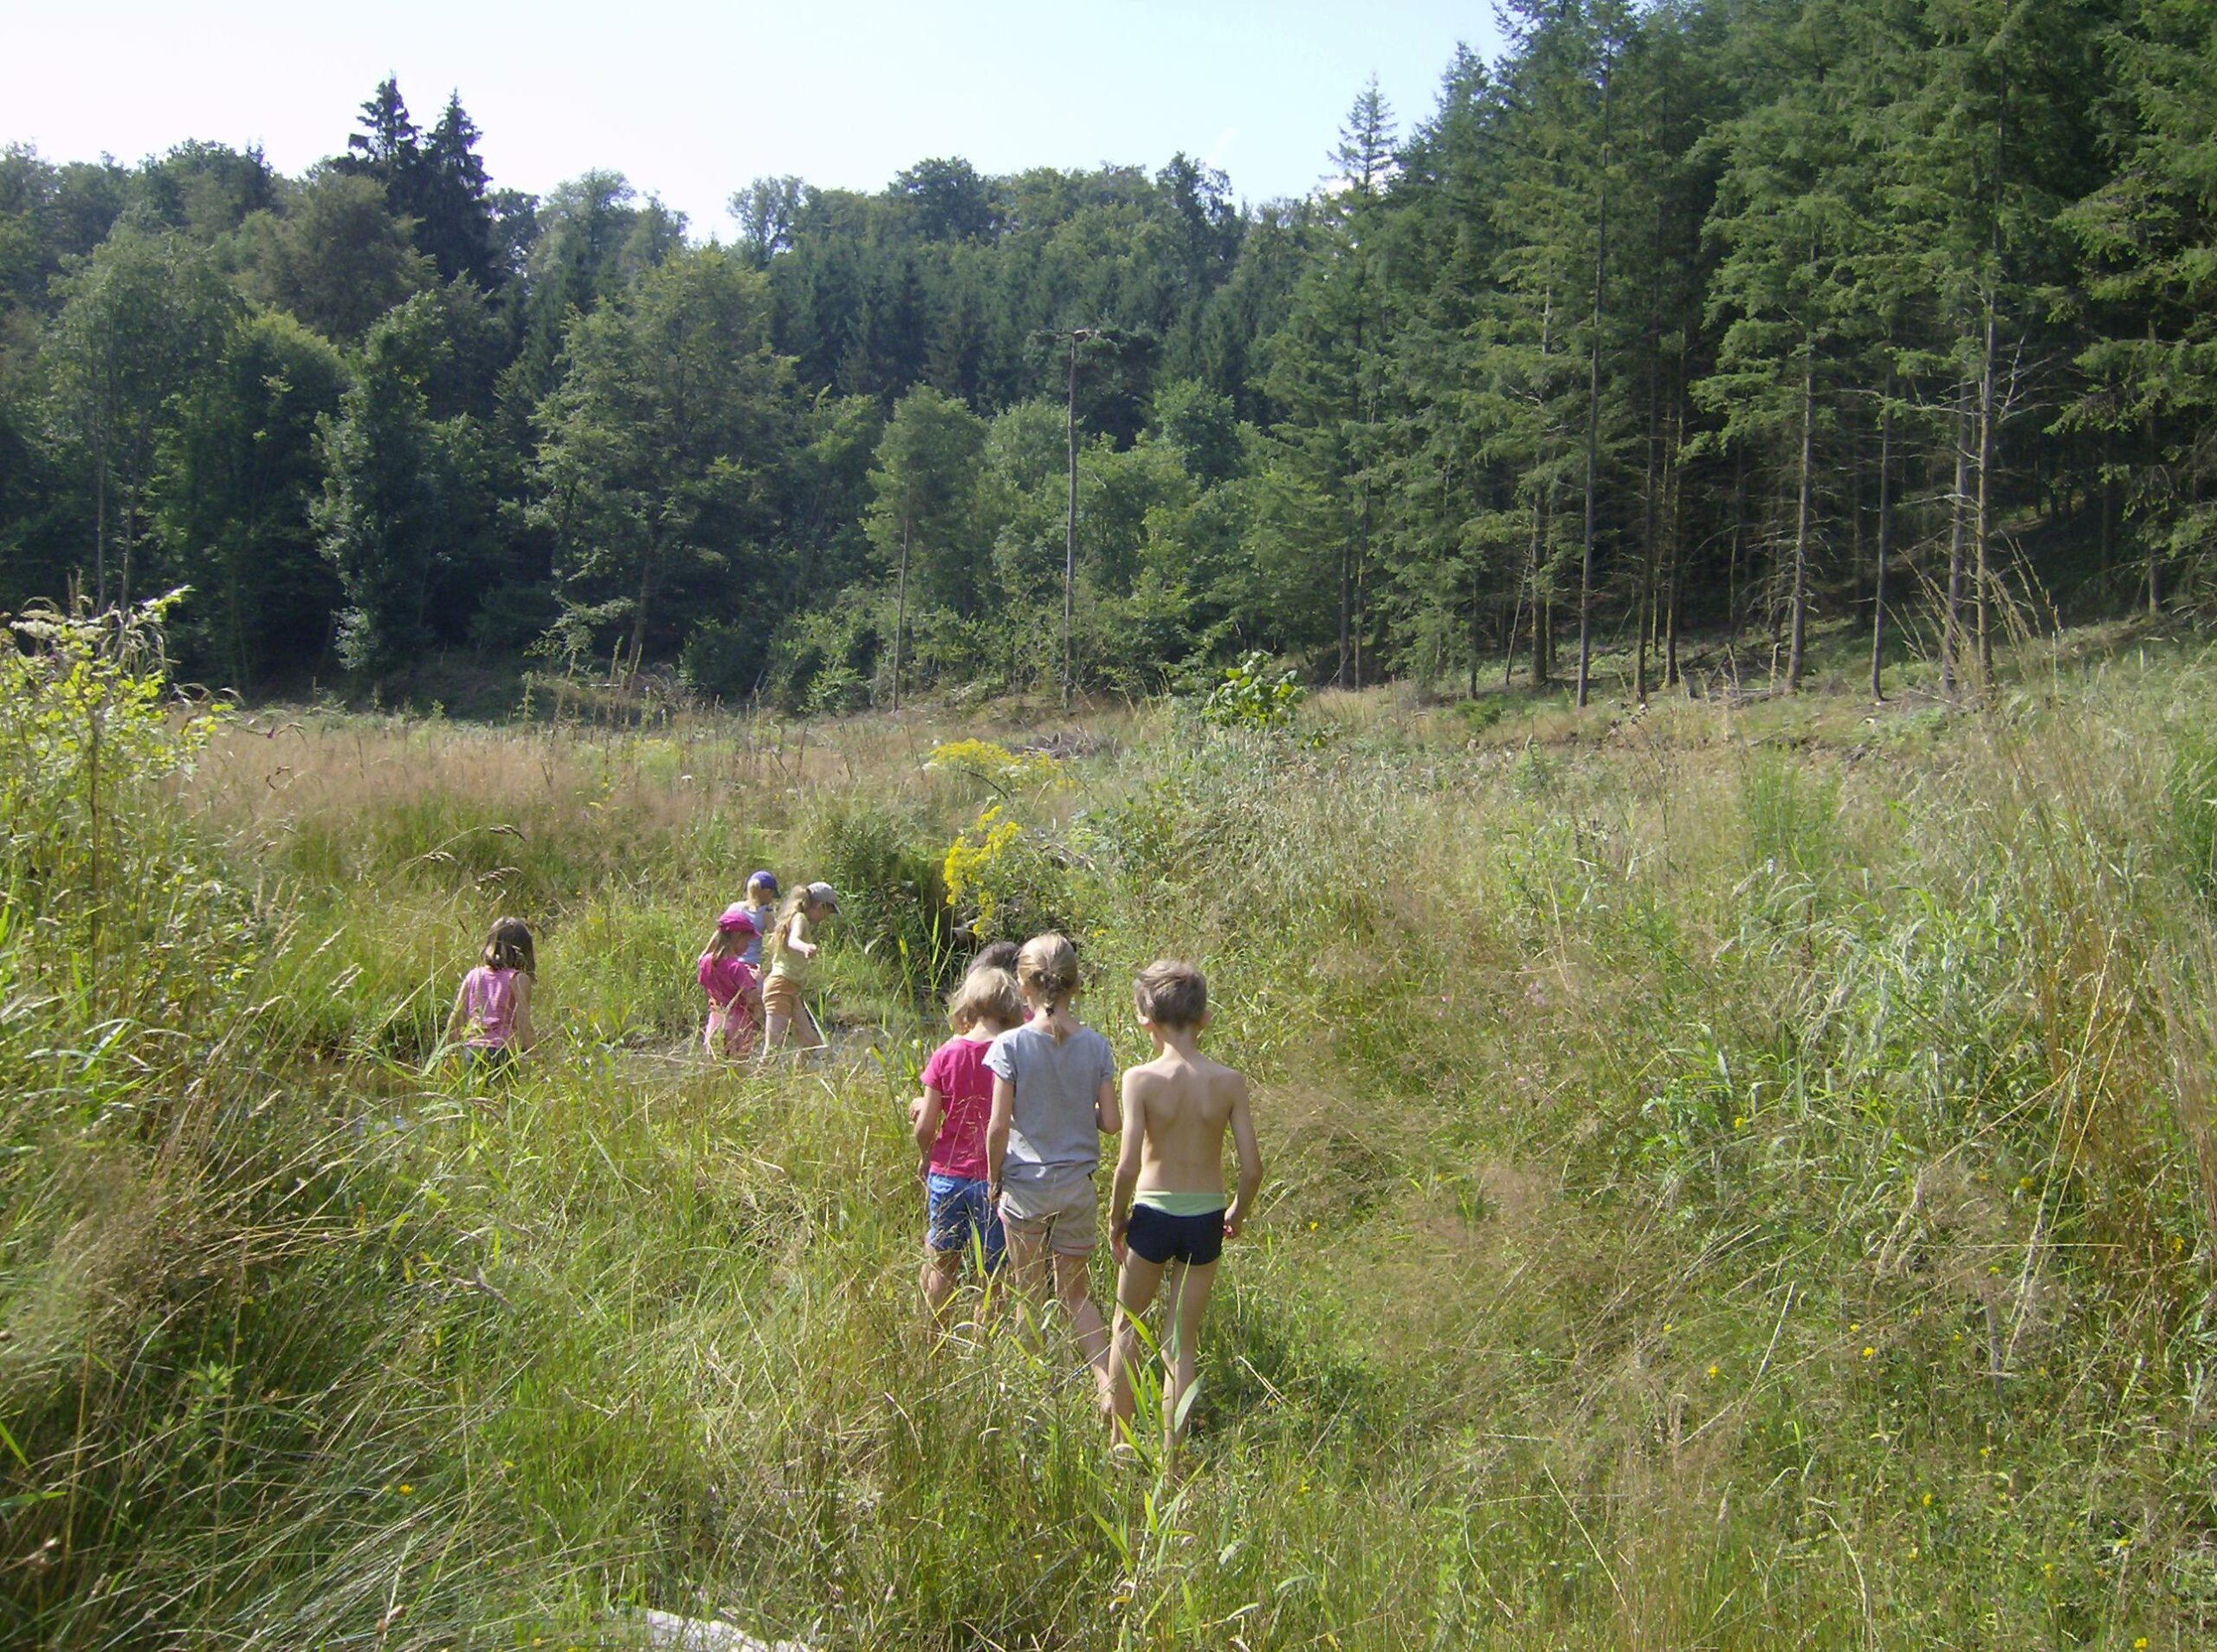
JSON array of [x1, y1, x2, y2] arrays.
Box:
[[1017, 933, 1080, 1041], [766, 890, 809, 963]]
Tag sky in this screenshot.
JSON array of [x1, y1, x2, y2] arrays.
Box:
[[3, 1, 1503, 231]]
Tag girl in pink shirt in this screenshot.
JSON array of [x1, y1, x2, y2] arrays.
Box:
[[445, 917, 537, 1068], [698, 902, 762, 1058], [910, 965, 1024, 1320]]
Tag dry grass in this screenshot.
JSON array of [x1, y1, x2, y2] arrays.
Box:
[[4, 634, 2215, 1648]]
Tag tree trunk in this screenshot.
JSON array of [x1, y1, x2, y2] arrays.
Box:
[[1063, 336, 1078, 709], [94, 435, 109, 611], [1787, 340, 1814, 693], [1975, 294, 1998, 690], [893, 508, 911, 713], [1871, 369, 1893, 702], [1942, 384, 1969, 699], [1575, 60, 1613, 711], [1636, 345, 1659, 706]]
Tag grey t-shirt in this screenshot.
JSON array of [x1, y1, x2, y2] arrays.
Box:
[[985, 1022, 1115, 1180]]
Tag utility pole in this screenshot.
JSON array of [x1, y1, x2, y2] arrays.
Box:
[[1063, 327, 1095, 713]]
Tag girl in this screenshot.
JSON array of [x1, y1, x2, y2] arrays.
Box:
[[445, 917, 537, 1067], [984, 934, 1120, 1403], [913, 965, 1025, 1320], [698, 903, 762, 1058], [761, 881, 840, 1053], [738, 870, 779, 969]]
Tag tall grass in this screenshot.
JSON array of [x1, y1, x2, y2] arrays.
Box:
[[5, 625, 2214, 1647]]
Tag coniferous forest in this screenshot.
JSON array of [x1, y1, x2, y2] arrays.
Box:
[[6, 0, 2217, 707]]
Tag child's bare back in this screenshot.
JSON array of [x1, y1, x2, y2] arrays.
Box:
[[1122, 1049, 1250, 1210]]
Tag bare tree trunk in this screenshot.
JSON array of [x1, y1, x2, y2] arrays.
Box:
[[893, 509, 910, 713], [94, 436, 108, 611], [1975, 295, 1998, 690], [1728, 444, 1747, 635], [1787, 340, 1814, 693], [1637, 351, 1659, 706], [1576, 52, 1613, 710], [1663, 381, 1684, 690], [1943, 383, 1969, 698], [1871, 369, 1893, 702]]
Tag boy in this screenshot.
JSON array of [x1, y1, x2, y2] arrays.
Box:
[[1106, 959, 1260, 1462]]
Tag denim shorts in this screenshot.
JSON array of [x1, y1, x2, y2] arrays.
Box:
[[926, 1172, 1005, 1270]]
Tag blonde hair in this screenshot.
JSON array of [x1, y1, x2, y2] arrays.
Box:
[[766, 890, 809, 962], [482, 917, 535, 977], [1134, 958, 1207, 1029], [1017, 933, 1081, 1040], [948, 965, 1023, 1034]]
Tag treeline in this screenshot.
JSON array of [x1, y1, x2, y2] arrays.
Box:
[[3, 0, 2214, 707]]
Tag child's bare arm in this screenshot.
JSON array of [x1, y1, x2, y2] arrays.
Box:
[[1108, 1073, 1147, 1262], [912, 1084, 946, 1159], [1095, 1072, 1121, 1136], [512, 975, 536, 1053], [986, 1074, 1015, 1194], [1225, 1075, 1261, 1238], [443, 982, 468, 1047]]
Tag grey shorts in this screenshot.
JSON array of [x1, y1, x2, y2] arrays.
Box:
[[997, 1163, 1098, 1257]]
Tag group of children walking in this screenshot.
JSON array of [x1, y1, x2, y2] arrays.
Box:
[[443, 874, 843, 1064], [911, 934, 1261, 1458], [448, 901, 1260, 1460], [693, 871, 843, 1058]]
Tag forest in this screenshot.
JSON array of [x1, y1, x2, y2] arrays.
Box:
[[3, 0, 2214, 708]]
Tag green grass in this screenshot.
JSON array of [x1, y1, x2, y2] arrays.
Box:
[[5, 626, 2216, 1647]]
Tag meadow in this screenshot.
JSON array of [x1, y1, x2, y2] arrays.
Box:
[[5, 610, 2215, 1649]]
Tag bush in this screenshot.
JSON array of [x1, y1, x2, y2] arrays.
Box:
[[1199, 650, 1304, 731], [941, 803, 1083, 945], [811, 802, 954, 991]]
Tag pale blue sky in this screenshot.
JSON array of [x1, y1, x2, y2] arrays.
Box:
[[5, 2, 1503, 230]]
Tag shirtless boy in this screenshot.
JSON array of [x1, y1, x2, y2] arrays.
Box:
[[1106, 959, 1261, 1461]]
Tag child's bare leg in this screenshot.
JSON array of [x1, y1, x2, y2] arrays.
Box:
[[793, 1001, 824, 1052], [921, 1247, 962, 1321], [1051, 1250, 1111, 1406], [1003, 1224, 1051, 1348], [1161, 1259, 1219, 1462], [761, 1011, 790, 1050], [1109, 1252, 1167, 1432]]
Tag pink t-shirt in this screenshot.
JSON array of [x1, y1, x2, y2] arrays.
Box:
[[698, 952, 758, 1012], [921, 1036, 996, 1181], [460, 966, 520, 1049]]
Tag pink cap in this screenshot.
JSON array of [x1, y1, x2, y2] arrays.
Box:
[[716, 902, 759, 934]]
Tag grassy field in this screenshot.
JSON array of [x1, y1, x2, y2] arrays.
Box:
[[5, 612, 2216, 1649]]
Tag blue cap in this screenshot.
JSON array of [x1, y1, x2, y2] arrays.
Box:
[[748, 870, 779, 894]]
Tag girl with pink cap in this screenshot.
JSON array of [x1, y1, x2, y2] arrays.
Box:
[[698, 903, 764, 1058]]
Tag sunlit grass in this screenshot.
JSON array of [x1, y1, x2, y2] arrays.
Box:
[[4, 631, 2214, 1646]]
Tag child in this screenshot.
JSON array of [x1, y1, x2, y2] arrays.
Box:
[[972, 939, 1020, 976], [1106, 960, 1260, 1463], [738, 871, 779, 969], [985, 934, 1121, 1401], [912, 965, 1025, 1319], [444, 917, 538, 1067], [761, 881, 839, 1052], [698, 903, 762, 1058]]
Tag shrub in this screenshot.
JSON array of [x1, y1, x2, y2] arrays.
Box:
[[941, 803, 1082, 945], [811, 802, 953, 990], [1199, 650, 1304, 731]]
